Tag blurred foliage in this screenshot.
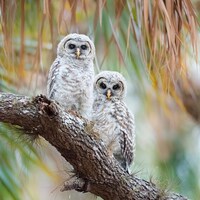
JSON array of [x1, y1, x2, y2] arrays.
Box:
[[0, 123, 41, 200], [0, 0, 200, 199]]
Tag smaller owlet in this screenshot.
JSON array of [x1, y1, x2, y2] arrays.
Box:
[[47, 33, 95, 119], [92, 71, 135, 172]]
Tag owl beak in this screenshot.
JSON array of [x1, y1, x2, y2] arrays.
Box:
[[75, 48, 81, 59], [106, 89, 112, 100]]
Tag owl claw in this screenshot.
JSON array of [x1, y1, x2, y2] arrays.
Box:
[[68, 109, 82, 118]]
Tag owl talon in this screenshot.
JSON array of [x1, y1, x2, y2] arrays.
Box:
[[84, 121, 101, 140], [67, 109, 82, 118]]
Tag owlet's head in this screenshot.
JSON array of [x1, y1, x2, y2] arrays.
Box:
[[94, 71, 127, 100], [57, 33, 95, 60]]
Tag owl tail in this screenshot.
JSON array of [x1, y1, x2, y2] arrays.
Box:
[[121, 160, 131, 174], [114, 153, 131, 174]]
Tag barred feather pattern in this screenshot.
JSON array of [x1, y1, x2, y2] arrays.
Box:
[[92, 71, 135, 172], [47, 33, 95, 119], [113, 100, 135, 167]]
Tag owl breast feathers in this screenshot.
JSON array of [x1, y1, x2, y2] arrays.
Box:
[[47, 33, 95, 119], [92, 71, 135, 172]]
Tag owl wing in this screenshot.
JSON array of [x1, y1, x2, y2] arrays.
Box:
[[47, 59, 61, 99], [114, 101, 135, 168]]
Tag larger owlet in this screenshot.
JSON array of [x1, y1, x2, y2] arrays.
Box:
[[47, 33, 95, 119], [92, 71, 135, 172]]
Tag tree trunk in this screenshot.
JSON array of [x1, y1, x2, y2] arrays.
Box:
[[0, 93, 188, 200]]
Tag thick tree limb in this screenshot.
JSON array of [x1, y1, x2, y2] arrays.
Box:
[[0, 93, 188, 200]]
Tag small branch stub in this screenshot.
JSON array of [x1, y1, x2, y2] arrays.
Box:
[[60, 176, 86, 192], [34, 94, 59, 117]]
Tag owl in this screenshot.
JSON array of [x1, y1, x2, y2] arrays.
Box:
[[47, 33, 95, 119], [92, 71, 135, 172]]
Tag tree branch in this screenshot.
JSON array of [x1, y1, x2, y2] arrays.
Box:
[[0, 93, 188, 200]]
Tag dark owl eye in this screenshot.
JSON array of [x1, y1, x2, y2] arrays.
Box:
[[113, 84, 120, 90], [68, 44, 76, 49], [100, 82, 107, 89], [81, 45, 87, 50]]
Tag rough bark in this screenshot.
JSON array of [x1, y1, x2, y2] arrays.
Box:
[[0, 93, 188, 200]]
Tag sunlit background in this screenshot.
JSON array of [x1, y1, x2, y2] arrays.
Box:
[[0, 1, 200, 200]]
